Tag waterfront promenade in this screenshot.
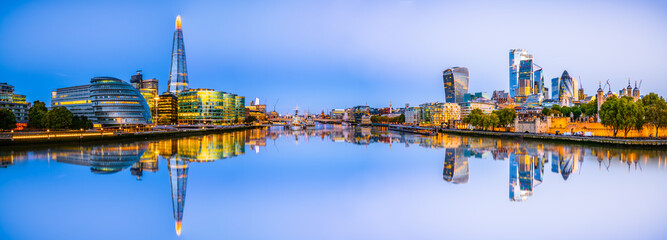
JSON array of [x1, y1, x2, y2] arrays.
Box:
[[0, 124, 262, 146]]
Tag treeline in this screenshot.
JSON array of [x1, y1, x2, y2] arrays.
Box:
[[28, 101, 93, 130], [541, 100, 597, 120], [370, 114, 405, 123], [599, 93, 667, 138], [462, 108, 516, 131]]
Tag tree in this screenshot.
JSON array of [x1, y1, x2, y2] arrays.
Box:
[[158, 114, 171, 125], [600, 96, 645, 138], [463, 109, 484, 129], [580, 100, 598, 117], [71, 115, 93, 130], [28, 100, 48, 129], [44, 107, 73, 130], [493, 108, 516, 128], [244, 115, 258, 124], [642, 93, 667, 137], [0, 109, 17, 130]]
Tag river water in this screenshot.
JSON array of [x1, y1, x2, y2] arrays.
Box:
[[1, 125, 666, 240]]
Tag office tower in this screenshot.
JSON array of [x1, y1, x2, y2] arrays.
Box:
[[551, 77, 560, 100], [509, 49, 532, 98], [178, 89, 225, 124], [130, 71, 159, 124], [235, 96, 245, 123], [167, 15, 189, 93], [443, 67, 469, 103], [533, 66, 543, 95], [558, 70, 577, 106], [516, 59, 534, 99], [130, 70, 143, 89], [158, 93, 178, 125], [0, 83, 29, 125]]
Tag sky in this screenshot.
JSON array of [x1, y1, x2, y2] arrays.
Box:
[[1, 0, 666, 114]]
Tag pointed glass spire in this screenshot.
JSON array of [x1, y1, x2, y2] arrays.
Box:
[[168, 15, 189, 93]]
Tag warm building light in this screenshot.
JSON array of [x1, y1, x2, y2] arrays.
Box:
[[176, 15, 182, 30]]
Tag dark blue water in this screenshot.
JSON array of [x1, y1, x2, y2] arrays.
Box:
[[1, 125, 666, 240]]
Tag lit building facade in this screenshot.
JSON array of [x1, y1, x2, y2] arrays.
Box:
[[551, 77, 560, 100], [130, 71, 159, 124], [51, 85, 95, 122], [0, 83, 30, 124], [158, 92, 178, 125], [557, 70, 578, 106], [168, 15, 189, 94], [459, 101, 495, 119], [405, 107, 422, 124], [443, 148, 469, 184], [443, 67, 469, 103], [90, 77, 153, 127], [443, 103, 461, 122], [509, 49, 532, 98], [235, 96, 245, 123], [419, 102, 445, 125], [178, 89, 224, 124]]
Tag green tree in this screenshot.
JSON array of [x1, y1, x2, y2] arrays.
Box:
[[463, 108, 484, 129], [600, 96, 645, 138], [244, 115, 258, 124], [28, 100, 48, 129], [642, 93, 667, 137], [580, 100, 598, 117], [44, 107, 73, 130], [71, 115, 93, 130], [0, 109, 17, 130], [493, 108, 516, 128], [158, 114, 171, 125]]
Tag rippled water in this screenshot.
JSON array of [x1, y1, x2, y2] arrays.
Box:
[[1, 125, 667, 240]]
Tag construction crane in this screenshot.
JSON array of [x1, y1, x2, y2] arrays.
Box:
[[273, 98, 279, 112], [638, 80, 643, 89]]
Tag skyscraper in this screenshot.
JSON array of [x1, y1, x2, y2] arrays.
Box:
[[168, 15, 189, 94], [509, 49, 532, 98], [443, 67, 469, 103]]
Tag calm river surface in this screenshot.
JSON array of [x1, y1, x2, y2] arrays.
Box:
[[1, 125, 667, 240]]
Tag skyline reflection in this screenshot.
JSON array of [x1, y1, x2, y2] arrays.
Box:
[[1, 125, 666, 237]]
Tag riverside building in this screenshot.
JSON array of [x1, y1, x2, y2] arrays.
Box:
[[158, 93, 178, 125], [0, 83, 30, 125], [52, 77, 152, 127]]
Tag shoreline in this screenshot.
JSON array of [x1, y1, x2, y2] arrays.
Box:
[[0, 125, 264, 148], [438, 128, 667, 147]]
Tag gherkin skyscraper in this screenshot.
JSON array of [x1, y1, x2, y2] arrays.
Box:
[[168, 15, 189, 93]]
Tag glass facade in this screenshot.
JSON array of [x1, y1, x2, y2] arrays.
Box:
[[558, 70, 574, 104], [509, 49, 531, 98], [0, 83, 30, 124], [235, 96, 245, 123], [158, 93, 178, 125], [90, 77, 153, 127], [516, 59, 533, 98], [168, 15, 189, 94], [178, 89, 225, 124], [551, 77, 560, 100], [443, 148, 469, 184], [443, 67, 469, 103], [222, 93, 237, 124], [51, 84, 95, 122]]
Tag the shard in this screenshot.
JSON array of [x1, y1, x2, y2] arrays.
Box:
[[168, 156, 188, 236], [168, 15, 189, 93]]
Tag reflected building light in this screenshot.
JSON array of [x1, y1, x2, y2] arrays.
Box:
[[168, 156, 188, 236], [443, 148, 469, 184]]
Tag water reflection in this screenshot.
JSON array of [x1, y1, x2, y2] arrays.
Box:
[[1, 125, 666, 237]]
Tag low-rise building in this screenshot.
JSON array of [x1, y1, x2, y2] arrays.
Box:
[[0, 83, 30, 125], [178, 89, 224, 125], [459, 101, 495, 119], [405, 107, 422, 124], [51, 84, 94, 122], [443, 103, 461, 122]]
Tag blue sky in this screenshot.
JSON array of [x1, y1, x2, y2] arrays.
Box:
[[1, 0, 666, 114]]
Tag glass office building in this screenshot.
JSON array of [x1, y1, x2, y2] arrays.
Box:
[[158, 93, 178, 125], [168, 15, 189, 94], [443, 67, 469, 103], [90, 77, 153, 127], [177, 89, 225, 124], [235, 96, 245, 123], [551, 77, 560, 100], [0, 83, 30, 124], [509, 49, 532, 98], [516, 59, 533, 99], [51, 85, 95, 122], [558, 70, 575, 104], [222, 93, 237, 124]]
